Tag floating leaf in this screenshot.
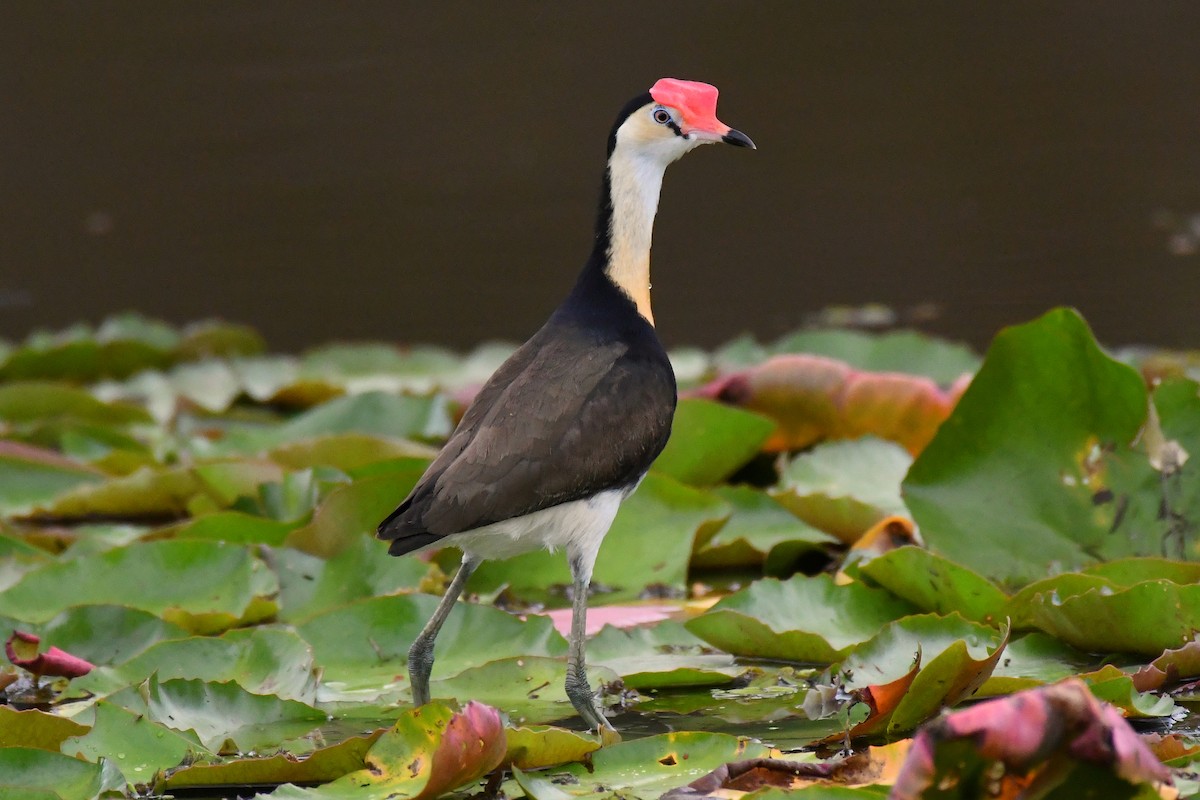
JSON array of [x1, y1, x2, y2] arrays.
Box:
[[35, 605, 187, 666], [840, 614, 1009, 734], [295, 594, 565, 699], [218, 391, 452, 454], [158, 727, 383, 792], [588, 620, 740, 690], [268, 433, 437, 472], [692, 485, 835, 571], [265, 701, 505, 800], [274, 538, 429, 623], [858, 546, 1008, 624], [0, 748, 111, 800], [30, 463, 249, 519], [1023, 579, 1200, 655], [774, 437, 912, 543], [0, 706, 89, 750], [504, 725, 602, 770], [980, 633, 1095, 696], [429, 656, 619, 725], [904, 308, 1156, 587], [285, 472, 427, 558], [63, 701, 205, 785], [0, 540, 277, 633], [686, 575, 917, 663], [0, 381, 152, 426], [123, 676, 325, 751], [652, 398, 775, 486], [0, 440, 104, 514], [75, 627, 320, 703], [513, 731, 773, 800]]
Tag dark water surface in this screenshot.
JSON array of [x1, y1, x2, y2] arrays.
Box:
[[3, 4, 1199, 353]]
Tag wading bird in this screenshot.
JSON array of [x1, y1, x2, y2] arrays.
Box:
[[377, 78, 754, 730]]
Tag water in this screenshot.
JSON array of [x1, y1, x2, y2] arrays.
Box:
[[2, 4, 1199, 353]]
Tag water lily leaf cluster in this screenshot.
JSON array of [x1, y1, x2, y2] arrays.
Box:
[[0, 309, 1197, 798]]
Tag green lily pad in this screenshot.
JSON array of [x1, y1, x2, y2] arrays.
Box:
[[588, 620, 740, 690], [174, 319, 267, 361], [268, 433, 437, 472], [1081, 557, 1200, 586], [859, 546, 1009, 624], [686, 575, 917, 663], [262, 701, 506, 800], [840, 614, 1009, 733], [274, 537, 430, 623], [1083, 665, 1177, 718], [167, 511, 300, 546], [0, 540, 277, 633], [166, 360, 243, 412], [0, 440, 104, 514], [465, 473, 728, 603], [1023, 579, 1200, 655], [692, 485, 836, 571], [1004, 573, 1117, 629], [774, 437, 912, 542], [0, 748, 112, 800], [429, 656, 619, 725], [504, 725, 601, 770], [513, 731, 772, 800], [113, 676, 326, 751], [36, 605, 188, 666], [159, 728, 384, 792], [75, 627, 320, 703], [0, 531, 52, 591], [217, 392, 452, 454], [0, 706, 89, 750], [904, 308, 1157, 587], [295, 594, 566, 699], [979, 632, 1096, 696], [652, 398, 775, 486], [285, 471, 427, 558], [30, 463, 250, 519], [63, 700, 206, 785], [0, 381, 152, 426]]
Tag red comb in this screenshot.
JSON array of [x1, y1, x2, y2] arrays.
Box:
[[649, 78, 730, 135]]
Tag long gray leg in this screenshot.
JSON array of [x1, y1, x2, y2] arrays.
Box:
[[564, 549, 614, 731], [408, 553, 481, 706]]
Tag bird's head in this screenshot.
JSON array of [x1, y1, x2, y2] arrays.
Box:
[[609, 78, 755, 164]]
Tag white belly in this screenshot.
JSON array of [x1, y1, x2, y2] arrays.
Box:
[[446, 489, 624, 564]]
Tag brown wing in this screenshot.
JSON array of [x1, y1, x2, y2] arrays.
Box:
[[377, 323, 675, 552]]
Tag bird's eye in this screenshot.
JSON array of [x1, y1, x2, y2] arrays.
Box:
[[652, 107, 672, 125]]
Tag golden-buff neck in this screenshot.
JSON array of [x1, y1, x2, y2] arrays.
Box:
[[604, 148, 667, 325]]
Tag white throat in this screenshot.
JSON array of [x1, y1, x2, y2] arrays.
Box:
[[605, 147, 668, 325]]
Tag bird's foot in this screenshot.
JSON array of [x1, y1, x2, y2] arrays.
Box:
[[566, 672, 618, 738]]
